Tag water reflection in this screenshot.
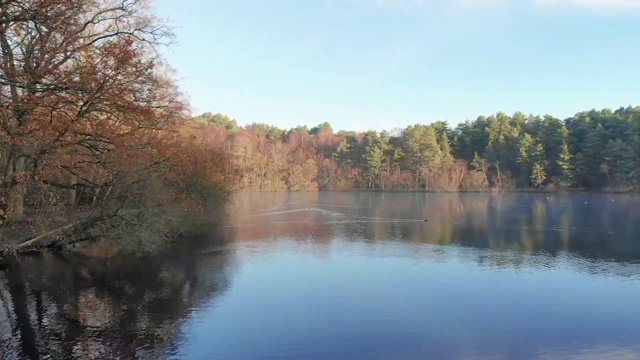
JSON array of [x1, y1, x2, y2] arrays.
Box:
[[0, 238, 236, 360], [2, 192, 640, 359], [174, 239, 640, 359], [225, 192, 640, 265]]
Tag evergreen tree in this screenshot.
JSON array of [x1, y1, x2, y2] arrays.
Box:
[[518, 133, 545, 186], [575, 123, 607, 187], [604, 139, 635, 185], [557, 142, 574, 185], [403, 125, 443, 188]]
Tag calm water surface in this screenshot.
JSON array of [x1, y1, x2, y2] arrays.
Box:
[[2, 192, 640, 359]]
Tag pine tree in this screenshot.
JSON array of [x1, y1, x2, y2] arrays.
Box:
[[362, 131, 386, 188], [604, 139, 635, 185], [518, 133, 545, 186], [557, 142, 574, 185], [403, 125, 443, 188], [364, 144, 385, 188], [575, 124, 607, 187], [440, 132, 454, 164]]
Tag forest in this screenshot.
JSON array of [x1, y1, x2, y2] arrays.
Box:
[[192, 106, 640, 192]]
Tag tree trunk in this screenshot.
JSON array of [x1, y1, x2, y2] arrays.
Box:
[[6, 156, 26, 222], [67, 174, 77, 206], [1, 23, 28, 223], [6, 183, 25, 222]]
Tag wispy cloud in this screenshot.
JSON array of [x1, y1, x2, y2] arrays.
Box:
[[533, 0, 640, 9], [371, 0, 504, 7], [455, 0, 507, 8]]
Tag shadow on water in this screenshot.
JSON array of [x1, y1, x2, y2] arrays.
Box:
[[0, 228, 237, 360]]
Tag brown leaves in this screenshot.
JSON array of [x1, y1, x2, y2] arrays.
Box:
[[0, 0, 200, 224]]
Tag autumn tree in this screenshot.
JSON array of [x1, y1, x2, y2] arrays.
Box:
[[531, 163, 547, 188], [470, 152, 490, 189], [0, 0, 232, 255], [0, 0, 178, 219]]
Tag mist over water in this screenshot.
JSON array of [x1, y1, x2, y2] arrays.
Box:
[[2, 192, 640, 359]]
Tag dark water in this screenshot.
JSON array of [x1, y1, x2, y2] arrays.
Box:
[[2, 192, 640, 360]]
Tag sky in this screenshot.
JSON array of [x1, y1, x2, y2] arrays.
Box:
[[153, 0, 640, 131]]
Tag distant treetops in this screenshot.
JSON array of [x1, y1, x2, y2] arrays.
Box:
[[191, 106, 640, 191]]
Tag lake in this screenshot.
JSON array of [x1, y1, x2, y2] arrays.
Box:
[[2, 192, 640, 359]]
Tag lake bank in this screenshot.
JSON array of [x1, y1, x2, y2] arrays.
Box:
[[235, 187, 638, 194], [348, 187, 637, 194]]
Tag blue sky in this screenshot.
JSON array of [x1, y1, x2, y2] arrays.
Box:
[[154, 0, 640, 131]]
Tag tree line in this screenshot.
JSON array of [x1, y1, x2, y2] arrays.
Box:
[[193, 106, 640, 192]]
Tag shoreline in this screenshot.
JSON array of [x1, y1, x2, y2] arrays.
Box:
[[234, 188, 638, 194], [345, 188, 637, 194]]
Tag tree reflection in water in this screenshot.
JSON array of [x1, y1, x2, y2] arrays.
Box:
[[0, 233, 236, 360], [225, 192, 640, 266], [2, 192, 640, 359]]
